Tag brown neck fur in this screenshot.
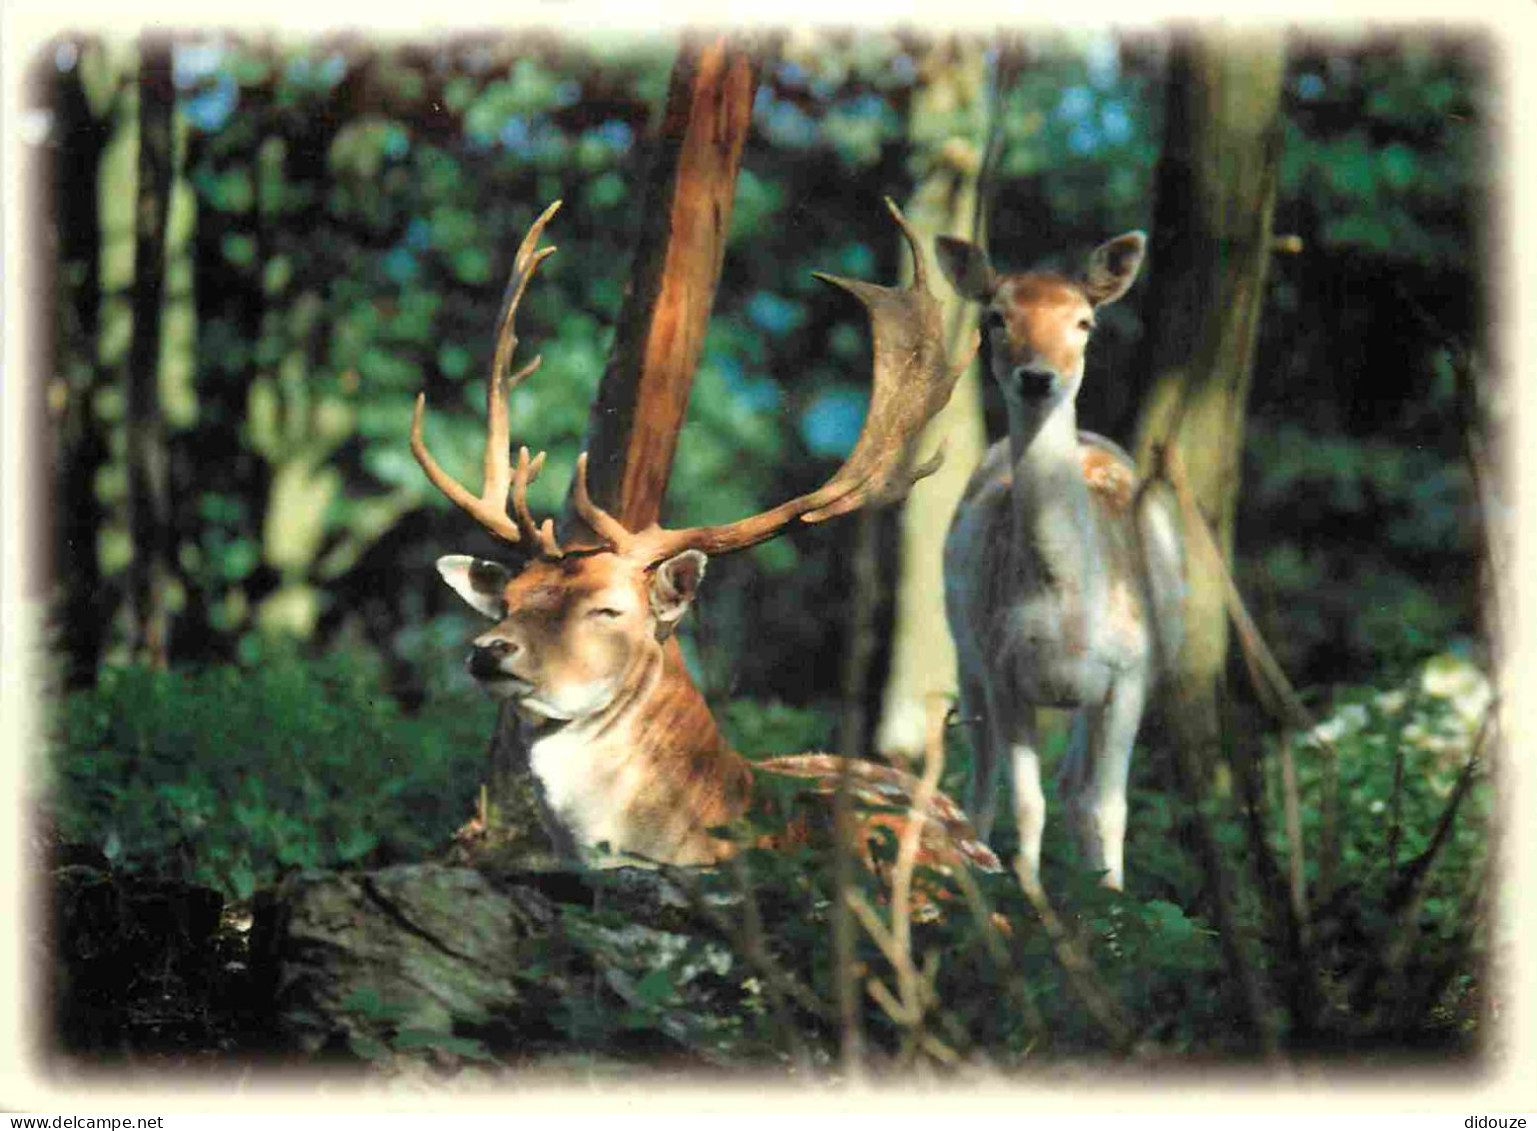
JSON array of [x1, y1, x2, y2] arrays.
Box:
[[612, 636, 754, 862]]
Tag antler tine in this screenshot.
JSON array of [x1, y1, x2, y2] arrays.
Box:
[[570, 452, 636, 553], [883, 194, 927, 292], [410, 393, 523, 545], [410, 200, 564, 551], [618, 200, 971, 568], [511, 446, 565, 559], [491, 200, 562, 391]]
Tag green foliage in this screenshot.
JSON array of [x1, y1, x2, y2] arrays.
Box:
[[47, 30, 1486, 703], [45, 650, 494, 899], [44, 647, 1488, 1071], [1238, 34, 1486, 681], [40, 28, 1494, 1079], [1281, 42, 1480, 267], [1286, 657, 1491, 893], [341, 987, 496, 1069], [696, 658, 1489, 1065], [720, 699, 835, 758]]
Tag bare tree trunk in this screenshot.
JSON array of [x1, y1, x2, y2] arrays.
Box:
[[124, 39, 175, 669], [570, 35, 759, 535], [875, 35, 991, 762], [48, 41, 114, 688], [1449, 346, 1506, 695], [1131, 30, 1287, 771], [837, 510, 884, 761]]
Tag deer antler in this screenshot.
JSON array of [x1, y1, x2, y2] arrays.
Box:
[[571, 197, 979, 566], [418, 198, 976, 568], [411, 200, 566, 558]]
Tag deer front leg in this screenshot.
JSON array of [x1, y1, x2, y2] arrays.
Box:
[[1063, 668, 1148, 890], [992, 695, 1047, 892]]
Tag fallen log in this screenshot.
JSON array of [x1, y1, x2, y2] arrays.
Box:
[[250, 862, 765, 1073]]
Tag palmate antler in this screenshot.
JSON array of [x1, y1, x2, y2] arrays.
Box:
[[412, 198, 978, 567]]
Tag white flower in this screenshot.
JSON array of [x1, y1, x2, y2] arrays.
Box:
[[1307, 702, 1369, 746], [1419, 654, 1494, 728]]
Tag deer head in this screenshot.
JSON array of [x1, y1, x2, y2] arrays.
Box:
[[935, 231, 1145, 408], [416, 200, 977, 725]]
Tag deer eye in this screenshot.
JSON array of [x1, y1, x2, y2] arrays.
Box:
[[586, 606, 624, 620], [1078, 318, 1094, 333]]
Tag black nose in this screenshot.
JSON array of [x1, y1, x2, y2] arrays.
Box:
[[1010, 366, 1056, 398], [467, 639, 516, 679]]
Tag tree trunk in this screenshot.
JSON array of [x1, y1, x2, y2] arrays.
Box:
[[875, 36, 990, 762], [1131, 30, 1287, 770], [48, 42, 113, 689], [568, 35, 759, 536], [123, 39, 175, 669], [837, 509, 884, 761]]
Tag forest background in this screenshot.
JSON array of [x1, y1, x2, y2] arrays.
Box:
[[1, 7, 1522, 1084]]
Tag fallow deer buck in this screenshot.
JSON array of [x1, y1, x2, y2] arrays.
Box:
[[936, 231, 1185, 892], [414, 199, 997, 880]]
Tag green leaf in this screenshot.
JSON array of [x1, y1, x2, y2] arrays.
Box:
[[392, 1029, 495, 1060], [451, 247, 492, 284], [221, 232, 256, 267], [1143, 899, 1196, 943], [347, 1034, 390, 1063], [630, 966, 678, 1007]]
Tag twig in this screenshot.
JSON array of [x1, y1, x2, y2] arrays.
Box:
[[1014, 868, 1135, 1055], [1383, 684, 1427, 874], [832, 737, 864, 1077], [846, 696, 952, 1063], [842, 695, 964, 1067], [889, 697, 949, 1009], [846, 888, 901, 970], [836, 506, 883, 1077], [1352, 734, 1487, 1029], [1159, 443, 1316, 934], [947, 850, 1047, 1040], [918, 1031, 962, 1066], [1275, 738, 1308, 935], [1233, 733, 1321, 1041], [659, 860, 832, 1064], [1316, 727, 1340, 907], [1387, 713, 1490, 915], [865, 972, 912, 1025]]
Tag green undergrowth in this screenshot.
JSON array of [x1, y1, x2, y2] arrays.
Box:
[[44, 648, 494, 899], [42, 648, 1492, 1067]]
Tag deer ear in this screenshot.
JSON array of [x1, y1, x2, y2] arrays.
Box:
[[1084, 231, 1146, 306], [934, 236, 999, 303], [649, 550, 708, 640], [436, 554, 511, 620]]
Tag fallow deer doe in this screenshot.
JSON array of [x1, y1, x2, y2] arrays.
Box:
[[936, 232, 1185, 892], [414, 199, 996, 879]]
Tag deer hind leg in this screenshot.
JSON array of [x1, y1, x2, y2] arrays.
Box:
[[1063, 668, 1149, 890], [960, 673, 1002, 842], [1055, 709, 1094, 807]]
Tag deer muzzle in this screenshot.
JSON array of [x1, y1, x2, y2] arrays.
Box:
[[467, 637, 521, 682], [1009, 365, 1058, 399]]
